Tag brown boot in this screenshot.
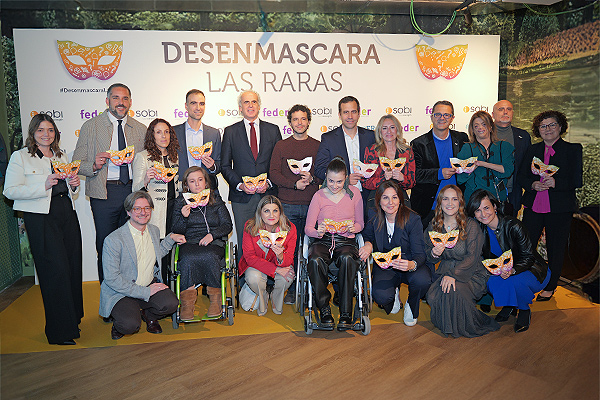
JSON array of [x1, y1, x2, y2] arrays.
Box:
[[206, 286, 222, 317], [179, 288, 197, 320]]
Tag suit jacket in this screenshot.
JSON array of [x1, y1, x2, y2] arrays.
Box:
[[174, 122, 221, 189], [314, 125, 375, 181], [410, 129, 469, 218], [221, 119, 282, 203], [73, 110, 146, 199], [99, 222, 175, 317], [509, 126, 532, 211], [518, 138, 583, 213]]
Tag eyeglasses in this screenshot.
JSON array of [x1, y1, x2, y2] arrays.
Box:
[[539, 122, 559, 130], [132, 206, 153, 214], [433, 113, 453, 120]]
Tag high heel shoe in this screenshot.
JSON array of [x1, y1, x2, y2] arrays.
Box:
[[495, 306, 517, 322], [514, 309, 531, 333], [536, 290, 555, 301]]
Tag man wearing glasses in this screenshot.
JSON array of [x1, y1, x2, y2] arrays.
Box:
[[99, 191, 185, 340], [410, 100, 469, 228]]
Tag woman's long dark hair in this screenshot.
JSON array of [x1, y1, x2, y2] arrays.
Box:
[[26, 113, 62, 157], [144, 118, 180, 163], [374, 180, 411, 231]]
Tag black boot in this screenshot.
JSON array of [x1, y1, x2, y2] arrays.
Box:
[[337, 313, 353, 331], [320, 305, 334, 328], [495, 306, 517, 322], [514, 309, 531, 333]]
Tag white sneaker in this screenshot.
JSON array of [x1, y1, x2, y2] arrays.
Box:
[[391, 288, 402, 314], [403, 302, 417, 326]]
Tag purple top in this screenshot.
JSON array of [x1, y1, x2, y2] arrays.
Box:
[[532, 144, 555, 213]]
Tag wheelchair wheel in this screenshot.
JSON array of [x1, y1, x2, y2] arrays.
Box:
[[304, 315, 313, 335], [172, 312, 179, 330], [227, 306, 234, 326], [360, 316, 371, 336]]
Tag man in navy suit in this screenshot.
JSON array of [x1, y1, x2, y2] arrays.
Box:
[[221, 90, 282, 253], [174, 89, 221, 190], [493, 100, 532, 216]]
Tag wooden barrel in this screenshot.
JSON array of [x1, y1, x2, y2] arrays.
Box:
[[561, 210, 599, 284]]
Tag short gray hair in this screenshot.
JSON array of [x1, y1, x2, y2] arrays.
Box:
[[237, 90, 261, 109], [124, 191, 154, 212]]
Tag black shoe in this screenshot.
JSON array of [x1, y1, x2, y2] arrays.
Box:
[[320, 306, 335, 328], [495, 306, 517, 322], [102, 316, 113, 323], [514, 309, 531, 333], [337, 313, 353, 331], [53, 339, 76, 345], [111, 325, 124, 340], [536, 291, 554, 302], [480, 304, 491, 313], [332, 291, 340, 307]]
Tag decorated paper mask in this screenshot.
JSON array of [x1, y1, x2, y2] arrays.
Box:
[[352, 160, 379, 178], [450, 157, 478, 174], [372, 247, 402, 269], [107, 146, 134, 166], [188, 142, 213, 160], [415, 44, 468, 80], [287, 157, 312, 174], [323, 219, 353, 234], [379, 157, 407, 172], [531, 157, 559, 178], [428, 230, 460, 249], [258, 230, 288, 248], [183, 189, 211, 207], [482, 250, 513, 275], [51, 160, 81, 179], [242, 173, 268, 191], [57, 40, 123, 81], [152, 162, 178, 183]]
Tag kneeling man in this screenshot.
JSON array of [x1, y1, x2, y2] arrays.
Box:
[[99, 191, 185, 339]]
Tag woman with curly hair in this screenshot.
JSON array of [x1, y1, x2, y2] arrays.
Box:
[[424, 185, 499, 337]]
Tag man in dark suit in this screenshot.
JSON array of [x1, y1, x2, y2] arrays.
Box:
[[493, 100, 532, 216], [410, 100, 469, 228], [173, 89, 221, 190], [221, 90, 282, 253]]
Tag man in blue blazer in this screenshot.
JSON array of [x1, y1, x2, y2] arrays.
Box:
[[221, 90, 282, 252], [493, 100, 532, 216], [174, 89, 221, 190]]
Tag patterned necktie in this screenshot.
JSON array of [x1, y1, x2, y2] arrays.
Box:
[[118, 119, 129, 184], [250, 122, 258, 160]]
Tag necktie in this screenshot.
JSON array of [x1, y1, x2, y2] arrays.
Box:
[[250, 122, 258, 160], [118, 119, 129, 184]]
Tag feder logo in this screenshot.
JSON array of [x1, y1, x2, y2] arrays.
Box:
[[416, 45, 468, 80], [57, 40, 123, 80]]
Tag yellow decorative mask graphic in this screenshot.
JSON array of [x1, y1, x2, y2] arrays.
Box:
[[531, 157, 559, 178], [188, 142, 213, 160], [429, 230, 460, 249], [152, 162, 178, 183], [323, 219, 353, 234], [107, 146, 134, 166], [372, 247, 402, 269], [57, 40, 123, 80], [482, 250, 513, 275], [379, 157, 407, 172], [450, 157, 478, 174], [51, 160, 81, 179], [242, 173, 268, 192], [183, 189, 211, 207], [416, 45, 468, 80], [258, 230, 288, 248]]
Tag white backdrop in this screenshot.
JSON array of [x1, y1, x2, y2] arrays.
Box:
[[14, 29, 499, 281]]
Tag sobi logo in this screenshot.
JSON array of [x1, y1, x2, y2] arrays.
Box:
[[385, 106, 412, 116], [57, 40, 123, 80], [30, 110, 64, 120], [463, 105, 489, 113], [128, 109, 159, 119], [416, 45, 468, 80], [218, 109, 242, 117]]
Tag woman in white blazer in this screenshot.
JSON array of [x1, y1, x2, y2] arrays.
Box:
[[3, 114, 83, 345]]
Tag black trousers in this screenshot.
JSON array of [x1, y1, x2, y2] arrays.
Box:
[[90, 182, 131, 283], [307, 235, 359, 315], [23, 195, 83, 344], [111, 289, 179, 335]]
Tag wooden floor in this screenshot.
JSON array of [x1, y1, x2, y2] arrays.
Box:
[[1, 302, 598, 399]]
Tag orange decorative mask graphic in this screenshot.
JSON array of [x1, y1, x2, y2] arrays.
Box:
[[107, 146, 134, 166], [188, 142, 213, 160], [531, 157, 559, 178], [258, 230, 288, 248], [152, 162, 178, 183], [429, 230, 460, 249], [51, 160, 81, 179], [57, 40, 122, 81], [450, 157, 478, 174], [352, 160, 379, 178], [287, 157, 312, 174], [183, 189, 211, 208], [372, 247, 402, 269], [242, 173, 268, 192], [323, 219, 353, 234], [482, 250, 513, 275], [379, 157, 407, 172], [415, 44, 468, 80]]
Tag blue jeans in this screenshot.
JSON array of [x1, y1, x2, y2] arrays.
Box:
[[281, 203, 309, 294]]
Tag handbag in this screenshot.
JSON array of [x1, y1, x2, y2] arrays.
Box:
[[239, 282, 259, 311]]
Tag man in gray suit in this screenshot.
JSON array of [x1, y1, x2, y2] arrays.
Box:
[[174, 89, 221, 190], [99, 191, 185, 340], [73, 83, 146, 283]]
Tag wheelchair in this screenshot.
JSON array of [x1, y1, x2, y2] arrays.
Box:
[[296, 233, 373, 335], [169, 240, 239, 328]]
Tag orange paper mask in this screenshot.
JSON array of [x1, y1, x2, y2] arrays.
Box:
[[323, 219, 353, 234], [482, 250, 513, 275], [183, 189, 211, 208], [152, 162, 178, 183], [107, 146, 134, 166], [258, 230, 288, 248], [372, 247, 402, 269], [242, 173, 268, 192], [531, 157, 559, 178], [379, 157, 407, 172], [450, 157, 478, 174], [352, 160, 379, 178], [416, 44, 468, 80], [429, 230, 460, 249], [188, 142, 213, 160], [51, 160, 81, 179], [57, 40, 122, 81], [287, 157, 312, 174]]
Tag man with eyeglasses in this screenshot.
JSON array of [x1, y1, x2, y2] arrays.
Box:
[[492, 100, 531, 216], [99, 191, 185, 340], [410, 100, 469, 228]]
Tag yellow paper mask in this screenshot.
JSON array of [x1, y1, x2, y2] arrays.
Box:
[[531, 157, 559, 178], [482, 250, 513, 276], [51, 160, 81, 179], [258, 230, 288, 248], [183, 189, 211, 208], [152, 162, 178, 183], [107, 146, 134, 166], [188, 142, 213, 160], [429, 230, 460, 249], [242, 173, 268, 192], [372, 247, 402, 269]]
